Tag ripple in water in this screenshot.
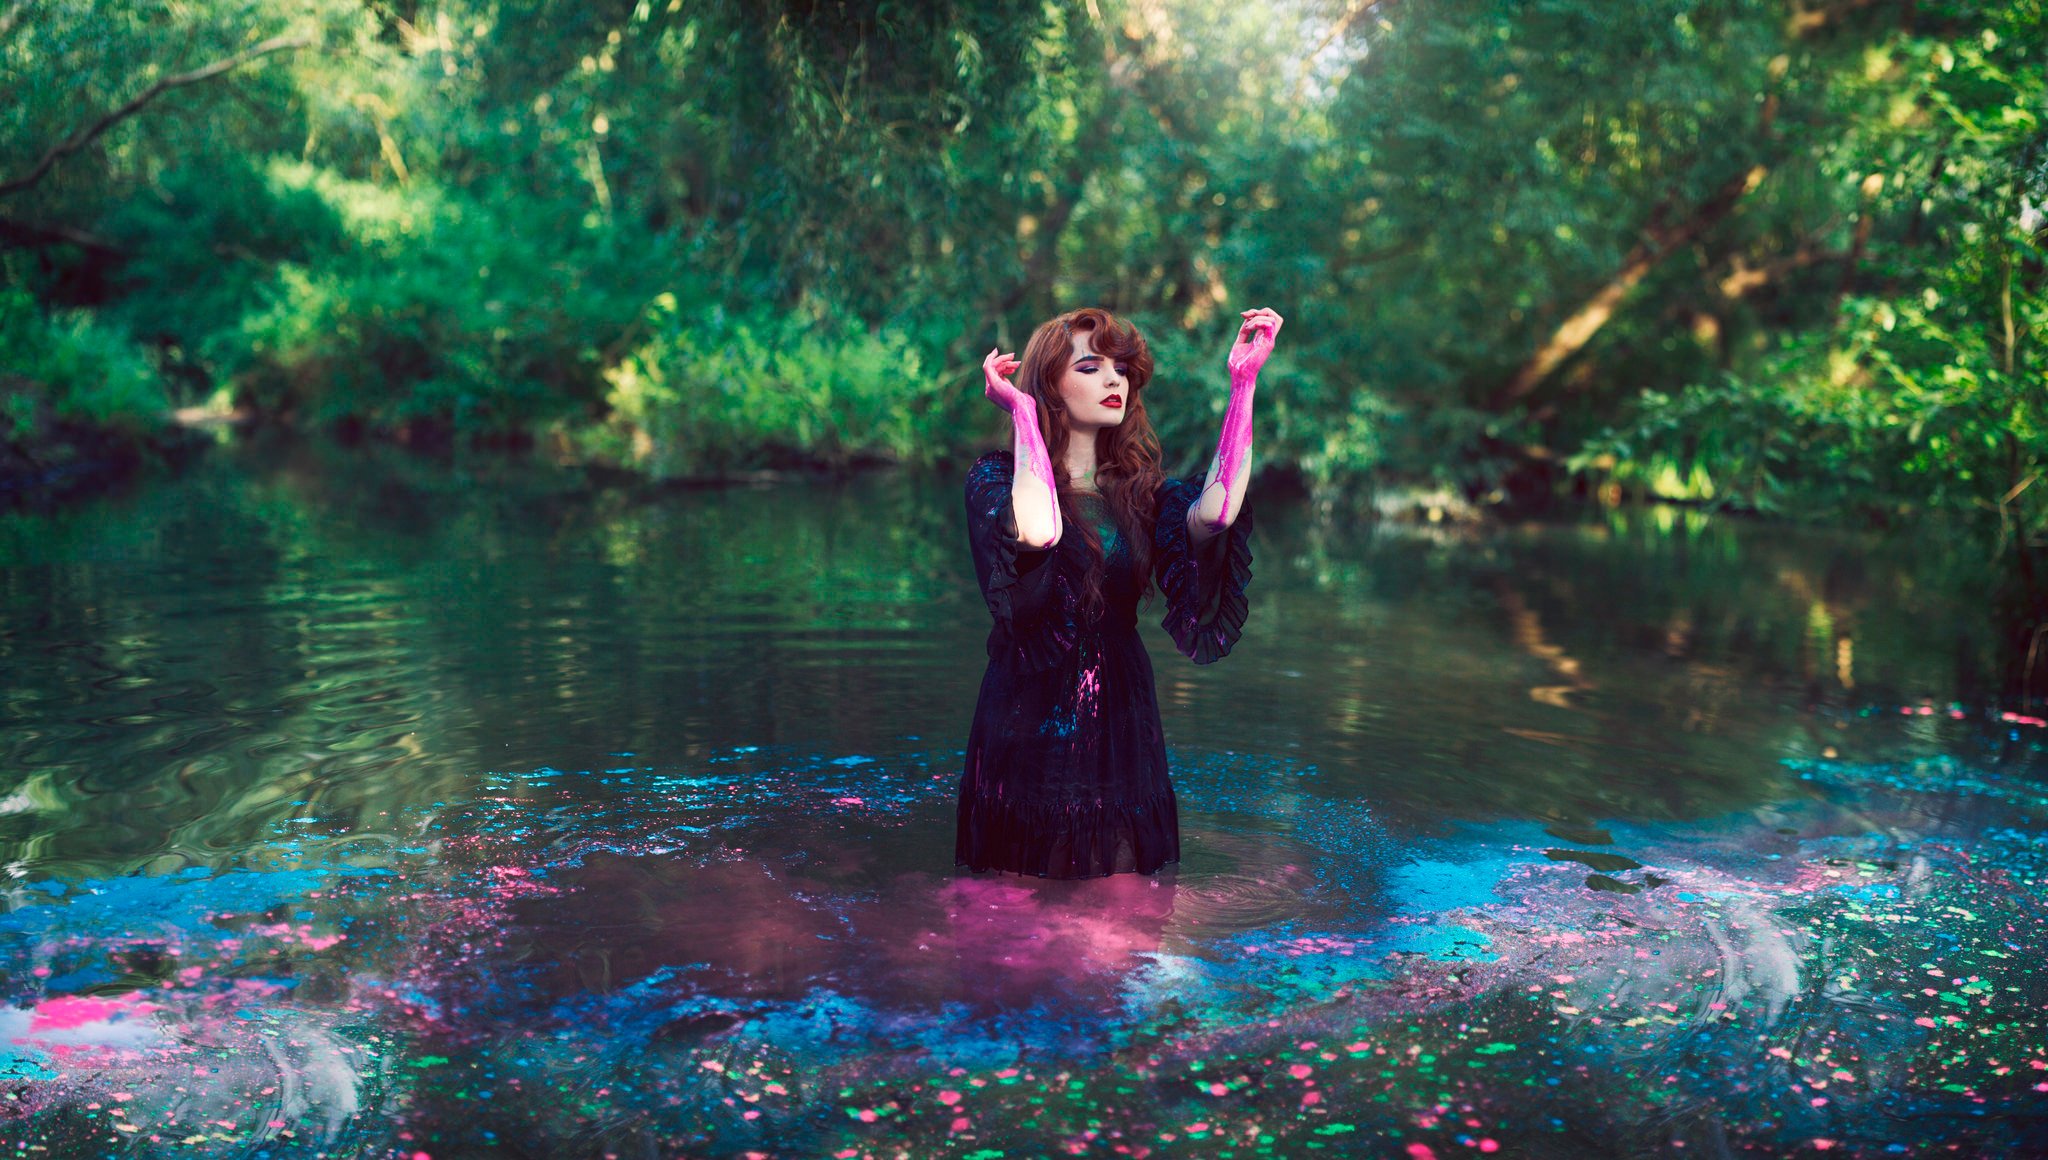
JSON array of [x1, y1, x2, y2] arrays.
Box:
[[1169, 829, 1322, 933]]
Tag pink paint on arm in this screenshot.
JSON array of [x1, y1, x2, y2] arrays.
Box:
[[1206, 372, 1257, 532], [1203, 308, 1283, 533], [984, 346, 1060, 545], [1010, 401, 1062, 543]]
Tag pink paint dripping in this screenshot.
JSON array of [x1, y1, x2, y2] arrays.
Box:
[[1206, 309, 1283, 533], [1207, 371, 1258, 533]]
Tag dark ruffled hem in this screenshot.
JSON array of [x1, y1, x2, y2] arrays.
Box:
[[1156, 493, 1255, 665], [955, 788, 1180, 878]]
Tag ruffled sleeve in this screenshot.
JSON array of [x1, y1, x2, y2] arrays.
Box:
[[965, 450, 1077, 673], [1153, 475, 1255, 664]]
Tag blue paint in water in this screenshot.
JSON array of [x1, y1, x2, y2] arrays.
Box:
[[1383, 821, 1553, 916], [0, 865, 377, 934]]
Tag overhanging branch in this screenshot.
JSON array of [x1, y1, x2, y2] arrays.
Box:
[[0, 31, 315, 198]]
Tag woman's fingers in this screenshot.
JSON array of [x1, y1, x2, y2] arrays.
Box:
[[1237, 307, 1283, 342], [983, 350, 1020, 383]]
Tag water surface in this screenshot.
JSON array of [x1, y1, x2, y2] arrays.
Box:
[[2, 439, 2043, 1157]]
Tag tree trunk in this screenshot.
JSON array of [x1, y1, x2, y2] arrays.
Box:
[[1492, 165, 1767, 408]]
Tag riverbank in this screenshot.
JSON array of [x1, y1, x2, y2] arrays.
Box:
[[0, 383, 212, 506]]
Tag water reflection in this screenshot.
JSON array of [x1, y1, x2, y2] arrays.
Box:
[[0, 437, 2044, 1155]]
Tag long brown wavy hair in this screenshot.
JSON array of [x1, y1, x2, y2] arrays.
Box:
[[1014, 307, 1167, 622]]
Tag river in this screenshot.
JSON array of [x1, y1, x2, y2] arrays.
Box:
[[1, 437, 2043, 1157]]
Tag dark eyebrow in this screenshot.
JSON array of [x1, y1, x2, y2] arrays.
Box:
[[1070, 353, 1124, 366]]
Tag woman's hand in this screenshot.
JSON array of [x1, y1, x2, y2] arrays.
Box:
[[982, 348, 1030, 415], [1226, 307, 1284, 381]]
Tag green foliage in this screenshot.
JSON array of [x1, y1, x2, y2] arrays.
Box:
[[1570, 361, 1898, 516], [0, 0, 2042, 533], [228, 162, 663, 434], [0, 289, 167, 435], [1575, 0, 2048, 535], [575, 295, 934, 477]]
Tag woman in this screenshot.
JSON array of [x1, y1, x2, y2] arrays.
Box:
[[956, 304, 1282, 879]]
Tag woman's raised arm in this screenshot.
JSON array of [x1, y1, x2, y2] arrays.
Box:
[[982, 347, 1062, 548], [1190, 307, 1283, 543]]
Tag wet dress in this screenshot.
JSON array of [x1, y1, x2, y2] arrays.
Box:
[[955, 449, 1257, 879]]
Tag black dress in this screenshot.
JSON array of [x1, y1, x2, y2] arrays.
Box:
[[955, 449, 1256, 879]]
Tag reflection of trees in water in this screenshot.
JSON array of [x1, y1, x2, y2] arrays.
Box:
[[5, 447, 2041, 891]]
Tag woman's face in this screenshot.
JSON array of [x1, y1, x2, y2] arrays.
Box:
[[1054, 330, 1131, 431]]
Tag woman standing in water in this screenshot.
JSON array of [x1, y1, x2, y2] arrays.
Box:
[[956, 305, 1281, 878]]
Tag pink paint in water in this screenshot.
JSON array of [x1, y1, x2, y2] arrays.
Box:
[[27, 993, 156, 1033]]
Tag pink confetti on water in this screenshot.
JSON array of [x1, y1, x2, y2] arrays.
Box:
[[833, 796, 865, 807], [1406, 1146, 1438, 1160], [950, 1117, 971, 1133], [1288, 1064, 1314, 1079], [938, 1090, 961, 1106], [1480, 1142, 1500, 1154]]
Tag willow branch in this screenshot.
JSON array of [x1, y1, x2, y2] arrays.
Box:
[[0, 32, 314, 198]]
